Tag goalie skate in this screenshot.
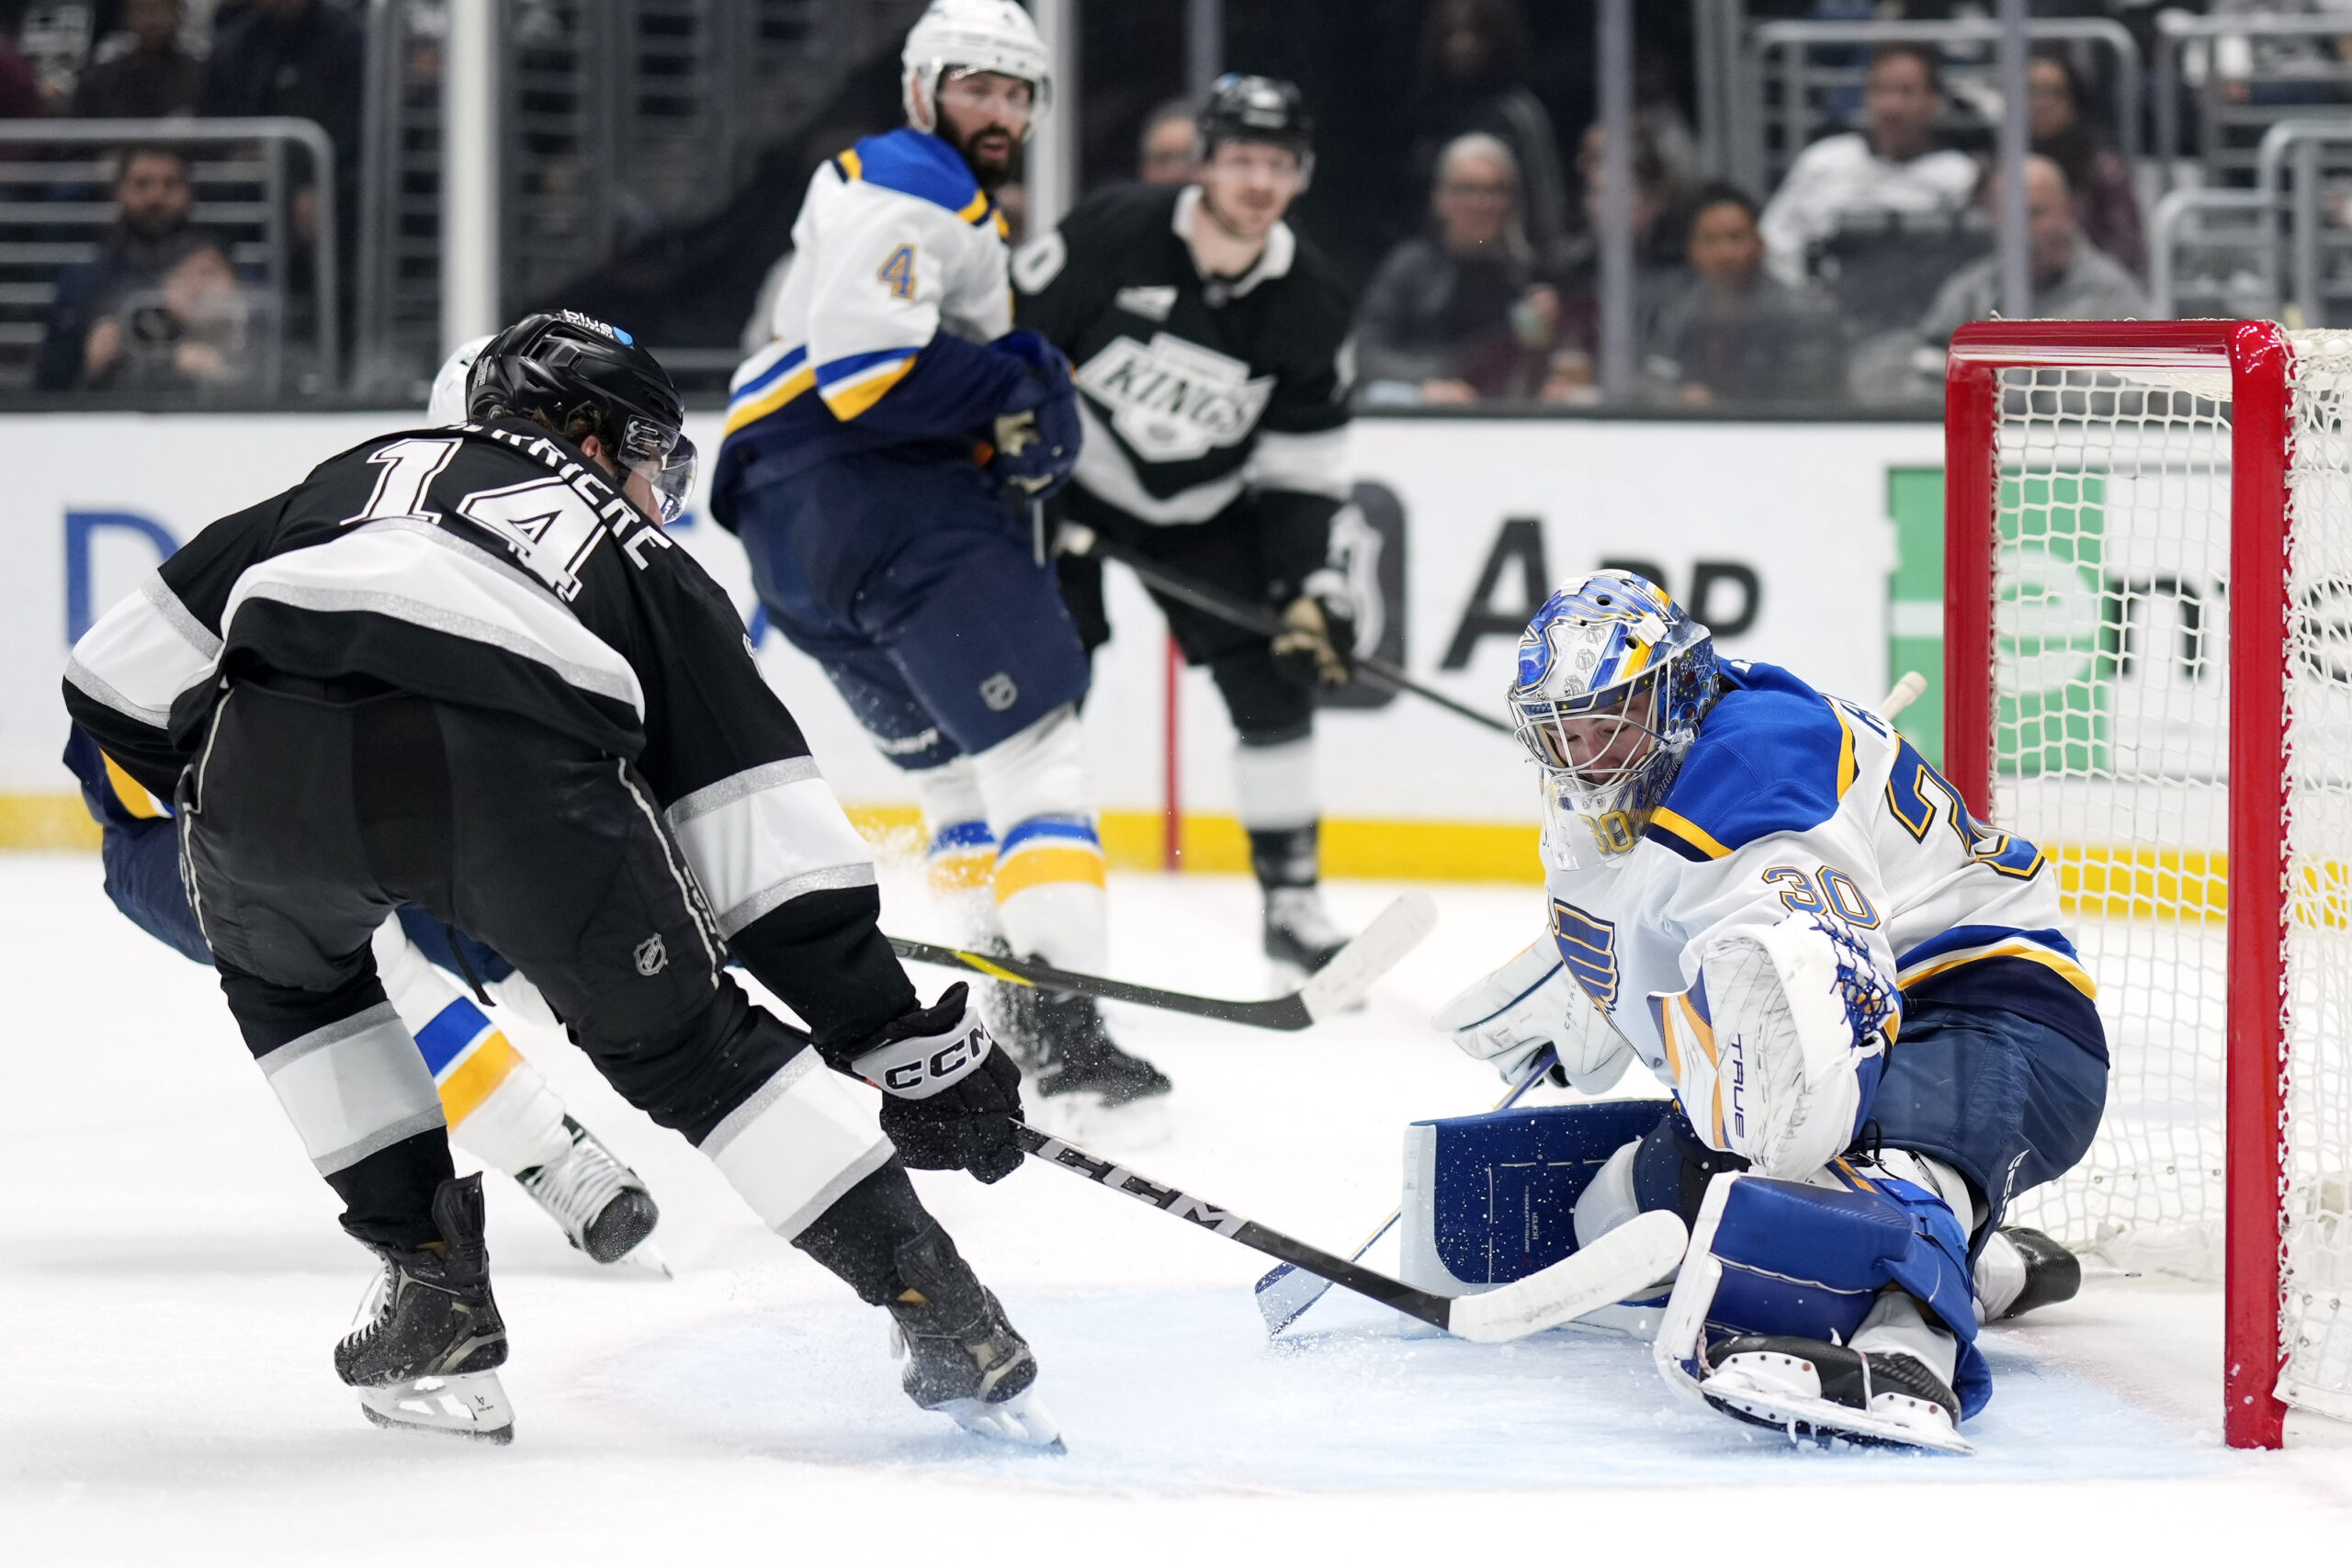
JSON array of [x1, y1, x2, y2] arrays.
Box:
[[1697, 1336, 1973, 1455]]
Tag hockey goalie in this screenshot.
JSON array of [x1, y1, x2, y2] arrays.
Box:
[[1434, 570, 2108, 1452]]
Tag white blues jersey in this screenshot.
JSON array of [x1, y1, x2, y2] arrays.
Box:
[[712, 128, 1024, 508], [1544, 660, 2104, 1088]]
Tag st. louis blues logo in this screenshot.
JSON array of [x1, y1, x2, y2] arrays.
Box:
[[1551, 898, 1620, 1011]]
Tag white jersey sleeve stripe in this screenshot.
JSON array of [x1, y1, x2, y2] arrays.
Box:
[[1244, 426, 1352, 500], [63, 571, 224, 728], [664, 767, 879, 937]]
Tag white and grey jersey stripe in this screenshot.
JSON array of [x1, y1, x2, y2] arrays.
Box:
[[663, 757, 878, 938], [220, 518, 645, 716], [63, 573, 222, 730], [254, 1002, 445, 1176]]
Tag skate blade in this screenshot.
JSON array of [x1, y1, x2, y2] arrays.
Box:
[[1698, 1370, 1973, 1455], [356, 1371, 514, 1444], [615, 1241, 673, 1279], [933, 1386, 1066, 1453]]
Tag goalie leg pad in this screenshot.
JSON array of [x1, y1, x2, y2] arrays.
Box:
[[1654, 1170, 1988, 1422]]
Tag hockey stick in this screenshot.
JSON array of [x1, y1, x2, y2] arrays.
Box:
[[890, 889, 1436, 1031], [1061, 525, 1514, 737], [1253, 1046, 1561, 1336], [1017, 1122, 1686, 1342]]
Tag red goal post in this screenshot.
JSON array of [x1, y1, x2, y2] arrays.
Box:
[[1942, 320, 2327, 1450]]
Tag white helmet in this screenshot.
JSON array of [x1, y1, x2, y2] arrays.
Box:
[[901, 0, 1053, 134], [426, 333, 494, 423]]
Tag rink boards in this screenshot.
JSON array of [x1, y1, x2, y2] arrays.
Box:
[[0, 411, 1940, 875]]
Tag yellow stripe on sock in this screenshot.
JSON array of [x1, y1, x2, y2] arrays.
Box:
[[437, 1031, 523, 1126], [993, 845, 1108, 900], [927, 849, 995, 896]]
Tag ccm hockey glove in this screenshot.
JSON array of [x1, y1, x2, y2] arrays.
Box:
[[846, 983, 1025, 1183], [1272, 567, 1359, 688], [989, 330, 1080, 499]]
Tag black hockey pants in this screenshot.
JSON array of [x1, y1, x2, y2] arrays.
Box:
[[182, 674, 811, 1247]]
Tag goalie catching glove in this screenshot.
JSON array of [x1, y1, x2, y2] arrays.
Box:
[[1433, 935, 1634, 1094], [842, 983, 1024, 1183], [1652, 914, 1894, 1181], [1271, 568, 1359, 688]]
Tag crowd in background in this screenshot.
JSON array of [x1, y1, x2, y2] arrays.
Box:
[[3, 0, 2347, 409]]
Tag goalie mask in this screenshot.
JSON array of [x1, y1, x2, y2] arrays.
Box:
[[1511, 570, 1720, 861]]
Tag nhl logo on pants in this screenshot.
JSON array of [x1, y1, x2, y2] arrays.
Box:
[[979, 672, 1019, 712], [634, 935, 668, 976]]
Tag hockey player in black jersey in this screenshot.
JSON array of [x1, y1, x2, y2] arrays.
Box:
[[62, 311, 1058, 1450], [1017, 74, 1362, 978]]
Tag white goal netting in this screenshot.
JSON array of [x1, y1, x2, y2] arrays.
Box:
[[1985, 333, 2352, 1422]]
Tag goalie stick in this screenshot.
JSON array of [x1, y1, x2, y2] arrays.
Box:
[[1017, 1122, 1686, 1342], [891, 889, 1435, 1031], [1254, 1046, 1562, 1335], [1058, 525, 1513, 737]]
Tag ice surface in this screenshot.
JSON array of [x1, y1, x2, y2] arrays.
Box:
[[4, 854, 2351, 1562]]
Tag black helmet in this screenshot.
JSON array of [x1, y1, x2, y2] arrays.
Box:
[[469, 310, 696, 522], [1195, 73, 1314, 184]]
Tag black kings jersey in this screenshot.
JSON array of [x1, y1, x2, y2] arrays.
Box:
[[63, 417, 910, 1040], [1013, 182, 1354, 571]]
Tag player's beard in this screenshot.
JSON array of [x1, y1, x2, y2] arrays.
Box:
[[945, 121, 1024, 193]]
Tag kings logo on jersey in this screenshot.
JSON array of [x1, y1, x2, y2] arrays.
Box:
[[1075, 333, 1274, 463]]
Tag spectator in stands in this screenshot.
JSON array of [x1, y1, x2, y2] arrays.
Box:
[[85, 242, 256, 393], [1917, 153, 2147, 345], [74, 0, 206, 119], [1355, 132, 1566, 405], [2030, 49, 2143, 278], [202, 0, 365, 235], [1138, 99, 1197, 184], [1407, 0, 1571, 269], [37, 145, 215, 391], [1758, 43, 1978, 286], [1546, 121, 1692, 401], [0, 26, 42, 118], [1643, 182, 1842, 406]]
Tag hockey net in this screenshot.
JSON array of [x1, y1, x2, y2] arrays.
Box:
[[1945, 321, 2352, 1447]]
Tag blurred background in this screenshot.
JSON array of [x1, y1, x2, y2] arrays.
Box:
[[0, 0, 2343, 413]]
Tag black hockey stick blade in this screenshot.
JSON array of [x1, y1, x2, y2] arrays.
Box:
[[1071, 530, 1513, 737], [1255, 1047, 1560, 1336], [890, 890, 1435, 1031], [1019, 1123, 1688, 1341]]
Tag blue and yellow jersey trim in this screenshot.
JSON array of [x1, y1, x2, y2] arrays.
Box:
[[1895, 924, 2098, 1000], [724, 343, 813, 435], [831, 129, 999, 227], [1642, 663, 1853, 863]]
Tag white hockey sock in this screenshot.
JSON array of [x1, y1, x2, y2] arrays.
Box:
[[372, 918, 571, 1177], [972, 706, 1109, 972], [1232, 733, 1318, 834], [1850, 1290, 1960, 1389], [913, 756, 1009, 950]]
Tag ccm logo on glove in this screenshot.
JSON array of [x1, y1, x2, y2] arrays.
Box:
[[849, 1003, 995, 1100]]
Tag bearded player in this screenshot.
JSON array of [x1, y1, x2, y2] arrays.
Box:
[[1434, 570, 2104, 1451]]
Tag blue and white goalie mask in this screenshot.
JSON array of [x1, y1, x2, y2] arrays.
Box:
[[1511, 571, 1719, 862]]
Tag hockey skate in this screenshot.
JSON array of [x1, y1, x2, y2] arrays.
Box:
[[887, 1225, 1062, 1452], [1696, 1334, 1972, 1454], [1263, 886, 1351, 984], [1974, 1225, 2082, 1321], [998, 979, 1171, 1145], [514, 1115, 663, 1268], [337, 1173, 513, 1444]]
